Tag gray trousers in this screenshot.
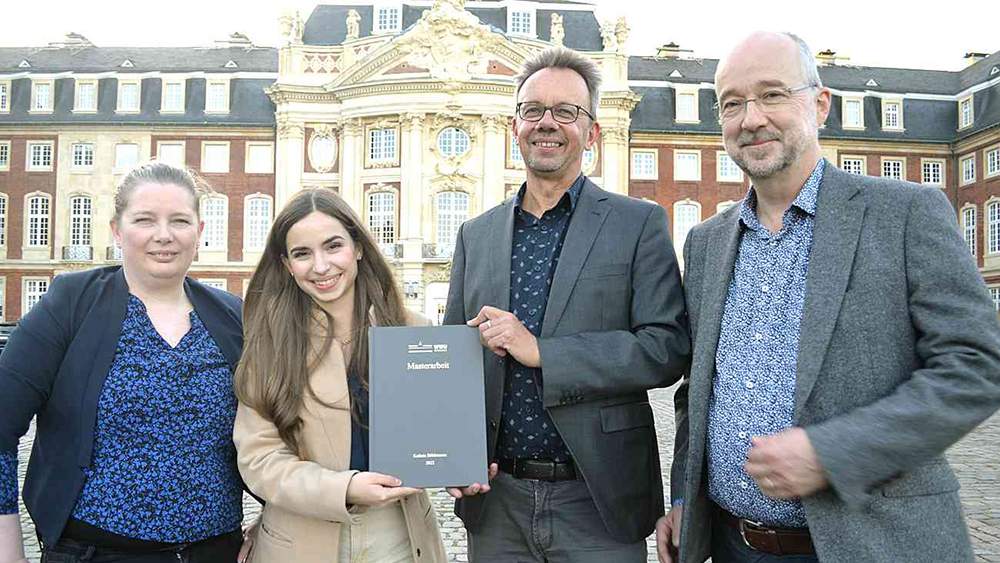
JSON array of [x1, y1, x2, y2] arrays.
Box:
[[467, 471, 647, 563]]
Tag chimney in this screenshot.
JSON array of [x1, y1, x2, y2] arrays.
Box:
[[215, 32, 254, 48], [964, 52, 990, 66], [48, 32, 95, 49], [816, 49, 850, 66], [656, 42, 693, 59]]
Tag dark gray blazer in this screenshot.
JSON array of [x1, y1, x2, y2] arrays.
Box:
[[444, 178, 691, 543], [672, 161, 1000, 562]]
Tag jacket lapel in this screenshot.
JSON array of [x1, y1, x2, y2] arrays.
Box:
[[541, 180, 610, 337], [794, 165, 865, 418], [688, 209, 742, 450], [488, 199, 515, 312]]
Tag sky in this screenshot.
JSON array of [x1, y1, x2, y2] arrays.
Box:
[[1, 0, 998, 71]]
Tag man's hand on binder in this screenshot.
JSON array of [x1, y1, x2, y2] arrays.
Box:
[[346, 472, 421, 508], [447, 463, 499, 499], [468, 306, 541, 367]]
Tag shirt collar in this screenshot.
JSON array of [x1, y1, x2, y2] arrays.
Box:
[[514, 174, 585, 214], [739, 158, 825, 229]]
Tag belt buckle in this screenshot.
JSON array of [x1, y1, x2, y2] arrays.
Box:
[[738, 518, 776, 551]]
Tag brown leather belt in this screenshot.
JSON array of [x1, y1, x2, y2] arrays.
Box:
[[497, 458, 580, 481], [719, 508, 815, 556]]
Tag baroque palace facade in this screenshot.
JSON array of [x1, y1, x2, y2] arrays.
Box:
[[1, 0, 998, 323]]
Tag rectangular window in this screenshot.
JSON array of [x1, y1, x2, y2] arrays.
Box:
[[674, 150, 701, 181], [205, 81, 229, 113], [156, 142, 185, 167], [436, 192, 469, 255], [963, 207, 976, 257], [961, 155, 976, 185], [631, 150, 657, 180], [991, 287, 1000, 313], [841, 157, 865, 175], [375, 6, 401, 32], [245, 142, 274, 174], [509, 10, 533, 35], [23, 278, 49, 314], [75, 80, 98, 112], [676, 91, 698, 122], [114, 143, 140, 170], [921, 160, 943, 185], [987, 147, 1000, 178], [882, 100, 902, 129], [27, 142, 54, 171], [0, 278, 5, 321], [843, 98, 863, 128], [959, 96, 974, 129], [509, 135, 522, 164], [117, 80, 141, 113], [882, 158, 904, 181], [368, 128, 397, 163], [673, 202, 701, 253], [200, 197, 227, 251], [244, 196, 271, 252], [0, 142, 9, 170], [989, 202, 1000, 255], [368, 191, 397, 245], [72, 143, 95, 169], [717, 152, 743, 182], [201, 142, 230, 173], [31, 81, 53, 112], [162, 80, 185, 113], [69, 196, 92, 246], [0, 82, 9, 112], [27, 196, 50, 246]]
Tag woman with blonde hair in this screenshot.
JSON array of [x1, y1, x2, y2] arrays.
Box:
[[234, 188, 446, 563]]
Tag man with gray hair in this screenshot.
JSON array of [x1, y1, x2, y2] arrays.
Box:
[[444, 46, 690, 562], [657, 31, 1000, 562]]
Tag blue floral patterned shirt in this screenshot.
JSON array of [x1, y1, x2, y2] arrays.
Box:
[[0, 452, 15, 514], [707, 159, 824, 528], [69, 295, 243, 542], [497, 175, 584, 462]]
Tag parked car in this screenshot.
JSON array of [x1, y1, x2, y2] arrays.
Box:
[[0, 323, 16, 356]]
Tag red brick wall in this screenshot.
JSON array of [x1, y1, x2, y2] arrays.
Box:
[[0, 136, 59, 260], [152, 135, 275, 262]]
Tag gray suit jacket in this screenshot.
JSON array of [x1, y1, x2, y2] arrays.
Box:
[[672, 161, 1000, 562], [444, 178, 691, 543]]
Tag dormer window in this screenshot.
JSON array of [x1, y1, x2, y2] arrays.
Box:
[[374, 3, 402, 33], [508, 6, 535, 36]]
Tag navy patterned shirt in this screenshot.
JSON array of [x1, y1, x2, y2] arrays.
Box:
[[497, 175, 584, 462], [707, 159, 824, 528], [70, 295, 243, 542], [0, 452, 15, 514]]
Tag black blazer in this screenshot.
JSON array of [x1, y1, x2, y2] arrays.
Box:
[[0, 266, 243, 546], [444, 179, 691, 543]]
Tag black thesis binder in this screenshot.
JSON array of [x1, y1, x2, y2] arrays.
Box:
[[368, 325, 488, 488]]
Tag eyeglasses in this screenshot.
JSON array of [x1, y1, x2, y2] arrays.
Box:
[[715, 85, 817, 121], [516, 102, 594, 124]]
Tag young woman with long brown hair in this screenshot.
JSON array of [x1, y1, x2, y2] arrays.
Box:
[[233, 188, 446, 563]]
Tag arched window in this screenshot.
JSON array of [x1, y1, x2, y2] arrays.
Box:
[[672, 201, 701, 251], [962, 207, 977, 257], [26, 194, 51, 246], [200, 196, 228, 251], [244, 195, 272, 252], [367, 191, 397, 250], [988, 201, 1000, 255], [436, 191, 469, 256]]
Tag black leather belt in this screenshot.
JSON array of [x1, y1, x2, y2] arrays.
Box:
[[497, 457, 580, 481], [717, 507, 815, 556]]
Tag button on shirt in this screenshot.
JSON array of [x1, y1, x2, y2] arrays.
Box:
[[707, 159, 825, 528], [497, 175, 584, 462]]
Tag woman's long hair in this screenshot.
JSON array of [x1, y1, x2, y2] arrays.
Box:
[[234, 188, 407, 457]]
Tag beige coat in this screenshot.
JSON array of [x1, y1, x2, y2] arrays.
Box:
[[234, 312, 447, 563]]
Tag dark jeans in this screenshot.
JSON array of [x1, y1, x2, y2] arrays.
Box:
[[467, 471, 646, 563], [40, 530, 242, 563], [711, 512, 819, 563]]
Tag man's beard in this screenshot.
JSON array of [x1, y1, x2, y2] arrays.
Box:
[[730, 129, 806, 179]]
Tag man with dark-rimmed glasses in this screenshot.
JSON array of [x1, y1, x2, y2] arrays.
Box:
[[657, 31, 1000, 563], [444, 46, 690, 562]]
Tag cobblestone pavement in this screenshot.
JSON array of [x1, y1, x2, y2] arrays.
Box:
[[15, 387, 1000, 562]]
